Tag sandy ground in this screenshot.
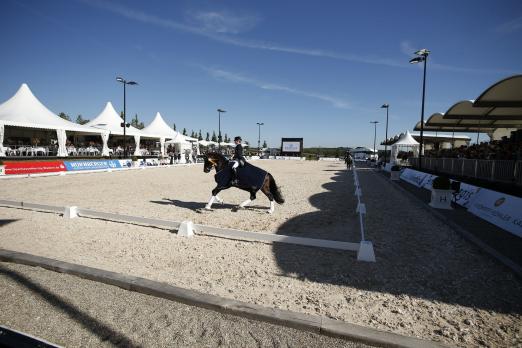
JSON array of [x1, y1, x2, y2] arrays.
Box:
[[0, 262, 368, 348], [1, 160, 521, 347]]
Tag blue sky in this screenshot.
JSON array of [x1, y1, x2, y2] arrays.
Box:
[[1, 0, 521, 148]]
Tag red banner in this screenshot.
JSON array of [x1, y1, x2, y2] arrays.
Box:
[[4, 161, 66, 175]]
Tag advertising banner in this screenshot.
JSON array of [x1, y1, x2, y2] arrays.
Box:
[[63, 160, 122, 171], [4, 161, 66, 175], [400, 169, 429, 188], [453, 182, 480, 208], [421, 174, 438, 190], [282, 141, 301, 152], [468, 188, 522, 238]]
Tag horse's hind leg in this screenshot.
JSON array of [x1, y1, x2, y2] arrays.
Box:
[[239, 191, 256, 209]]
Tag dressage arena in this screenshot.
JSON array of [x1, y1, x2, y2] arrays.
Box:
[[1, 160, 521, 347]]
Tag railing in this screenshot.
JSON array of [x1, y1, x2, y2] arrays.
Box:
[[410, 157, 522, 186]]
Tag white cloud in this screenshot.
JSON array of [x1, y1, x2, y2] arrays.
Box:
[[495, 15, 522, 33], [202, 66, 351, 109], [186, 10, 260, 34], [82, 1, 516, 74]]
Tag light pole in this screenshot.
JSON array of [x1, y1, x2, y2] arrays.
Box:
[[409, 48, 430, 170], [381, 104, 389, 164], [256, 122, 264, 154], [370, 121, 379, 162], [217, 108, 226, 149], [116, 77, 138, 158]]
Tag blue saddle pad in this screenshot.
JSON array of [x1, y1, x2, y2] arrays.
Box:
[[214, 162, 267, 189]]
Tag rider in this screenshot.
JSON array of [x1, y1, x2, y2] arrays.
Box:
[[230, 136, 246, 185]]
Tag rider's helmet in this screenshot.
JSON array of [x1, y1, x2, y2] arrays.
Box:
[[234, 136, 242, 142]]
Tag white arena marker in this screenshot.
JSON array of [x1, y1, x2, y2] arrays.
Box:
[[357, 241, 376, 262], [64, 206, 78, 219], [356, 202, 366, 215], [178, 221, 194, 237], [354, 188, 362, 197]]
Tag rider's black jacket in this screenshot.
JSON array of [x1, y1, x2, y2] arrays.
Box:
[[233, 144, 246, 165]]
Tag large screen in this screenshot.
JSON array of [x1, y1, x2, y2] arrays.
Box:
[[282, 141, 301, 152]]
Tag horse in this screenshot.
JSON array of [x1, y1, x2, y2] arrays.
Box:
[[202, 153, 284, 214], [345, 155, 353, 170]]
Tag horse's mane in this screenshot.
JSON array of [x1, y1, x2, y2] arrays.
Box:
[[206, 152, 228, 162]]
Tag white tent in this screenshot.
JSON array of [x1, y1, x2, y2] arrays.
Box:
[[87, 102, 155, 156], [142, 112, 181, 156], [0, 83, 103, 157], [198, 140, 217, 147], [391, 130, 419, 164]]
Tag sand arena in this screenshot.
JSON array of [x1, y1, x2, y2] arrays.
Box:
[[1, 160, 521, 347]]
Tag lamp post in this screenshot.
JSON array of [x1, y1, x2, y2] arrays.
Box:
[[116, 77, 138, 158], [256, 122, 264, 154], [381, 104, 389, 164], [409, 48, 430, 170], [217, 108, 226, 149], [370, 121, 379, 162]]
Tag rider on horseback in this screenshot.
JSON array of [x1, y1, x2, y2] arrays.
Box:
[[230, 136, 246, 186]]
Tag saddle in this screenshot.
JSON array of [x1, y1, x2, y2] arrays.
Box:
[[214, 162, 267, 189]]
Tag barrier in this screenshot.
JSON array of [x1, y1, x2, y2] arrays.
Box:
[[0, 199, 359, 252], [410, 157, 522, 186], [351, 164, 376, 262]]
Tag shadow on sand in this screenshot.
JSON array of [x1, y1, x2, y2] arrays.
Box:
[[272, 167, 522, 315]]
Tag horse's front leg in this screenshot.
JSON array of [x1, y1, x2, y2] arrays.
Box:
[[205, 187, 223, 210]]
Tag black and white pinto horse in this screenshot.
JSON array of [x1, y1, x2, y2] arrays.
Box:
[[202, 153, 284, 213]]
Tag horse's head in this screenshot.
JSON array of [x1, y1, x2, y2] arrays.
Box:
[[203, 153, 226, 173]]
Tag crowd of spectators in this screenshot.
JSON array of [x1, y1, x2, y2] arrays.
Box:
[[426, 130, 522, 161]]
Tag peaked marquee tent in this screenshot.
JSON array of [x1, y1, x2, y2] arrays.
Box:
[[0, 83, 103, 157], [390, 130, 419, 164], [87, 102, 158, 156], [142, 112, 181, 156]]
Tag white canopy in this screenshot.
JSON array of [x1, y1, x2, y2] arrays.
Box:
[[393, 130, 419, 145], [86, 102, 144, 136], [198, 140, 217, 146], [142, 112, 180, 139], [0, 83, 102, 133]]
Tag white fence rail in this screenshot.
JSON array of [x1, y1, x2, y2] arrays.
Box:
[[352, 164, 376, 262]]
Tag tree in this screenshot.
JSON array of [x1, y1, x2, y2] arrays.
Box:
[[173, 123, 176, 131], [131, 114, 144, 129], [198, 130, 203, 141], [224, 134, 229, 143], [191, 130, 196, 138], [58, 112, 70, 121], [211, 131, 217, 142], [76, 114, 89, 125], [205, 132, 210, 141], [182, 128, 187, 135], [262, 140, 267, 148]]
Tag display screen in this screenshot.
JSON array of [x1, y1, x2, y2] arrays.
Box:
[[282, 141, 301, 152]]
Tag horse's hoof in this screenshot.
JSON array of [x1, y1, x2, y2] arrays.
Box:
[[267, 210, 274, 214]]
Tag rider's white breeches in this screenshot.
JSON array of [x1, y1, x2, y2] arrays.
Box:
[[232, 161, 239, 170]]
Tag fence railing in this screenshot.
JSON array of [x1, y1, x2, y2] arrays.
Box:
[[409, 158, 522, 186]]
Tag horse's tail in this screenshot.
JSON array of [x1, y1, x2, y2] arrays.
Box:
[[268, 173, 285, 204]]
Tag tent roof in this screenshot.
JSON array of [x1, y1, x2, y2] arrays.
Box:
[[426, 112, 522, 129], [87, 102, 151, 136], [443, 100, 522, 121], [0, 84, 102, 133], [382, 132, 470, 145], [414, 120, 494, 133], [142, 112, 180, 139], [474, 75, 522, 107], [393, 130, 419, 146], [198, 140, 217, 146]]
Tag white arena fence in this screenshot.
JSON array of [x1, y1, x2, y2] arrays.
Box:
[[351, 164, 376, 262], [318, 157, 342, 161], [0, 199, 368, 255]]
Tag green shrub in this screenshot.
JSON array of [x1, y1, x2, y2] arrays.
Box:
[[432, 176, 451, 190], [131, 156, 138, 161]]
